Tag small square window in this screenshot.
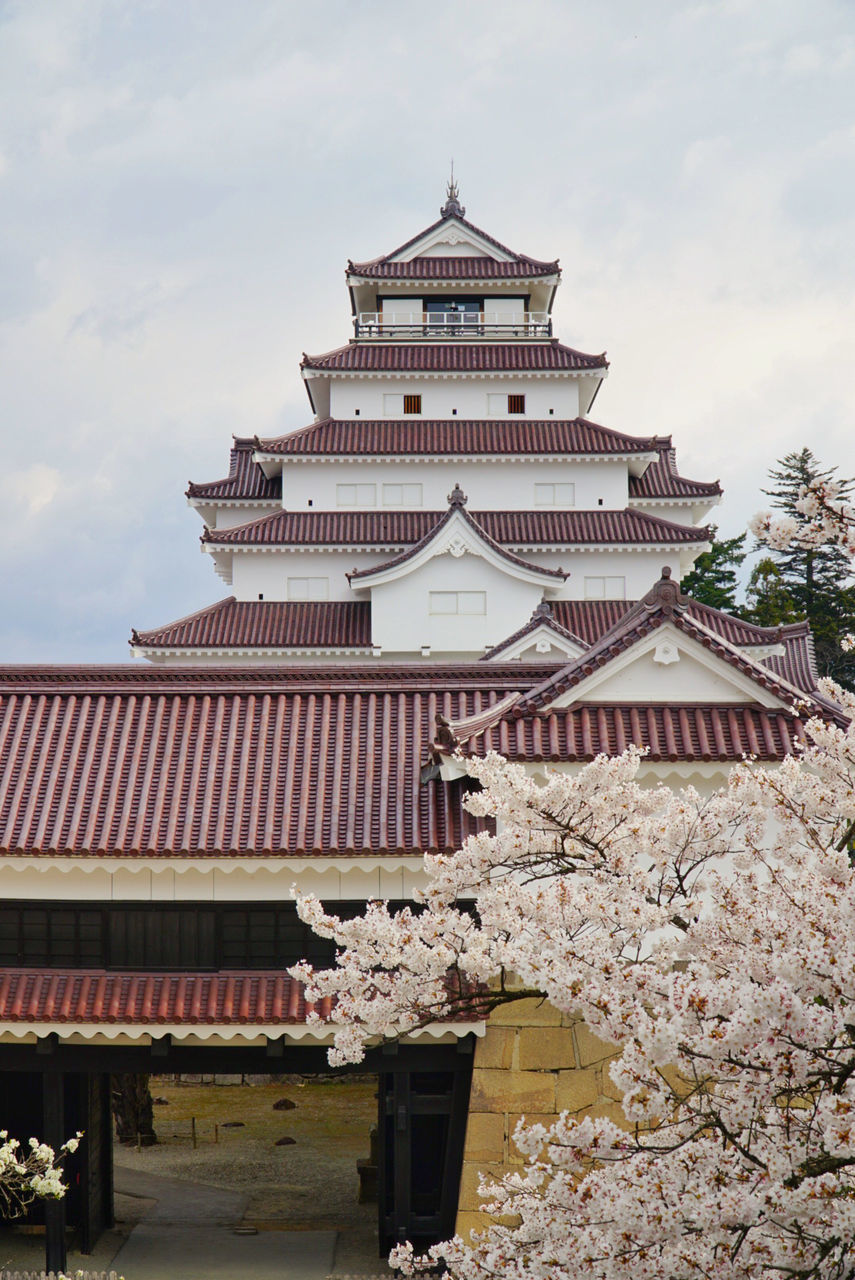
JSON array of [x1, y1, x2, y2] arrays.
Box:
[[584, 576, 625, 601], [403, 395, 422, 415], [382, 483, 423, 507], [337, 483, 376, 507], [534, 483, 575, 507], [429, 590, 486, 615], [287, 577, 329, 601], [508, 394, 525, 414]]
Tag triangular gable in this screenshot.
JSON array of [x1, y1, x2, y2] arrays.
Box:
[[347, 208, 558, 274], [482, 603, 587, 663], [545, 620, 794, 709], [517, 569, 830, 718], [392, 215, 515, 262], [347, 489, 566, 590]]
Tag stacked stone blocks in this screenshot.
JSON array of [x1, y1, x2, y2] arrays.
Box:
[[455, 998, 625, 1241]]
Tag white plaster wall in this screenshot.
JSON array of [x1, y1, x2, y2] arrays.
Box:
[[328, 377, 582, 420], [0, 860, 429, 903], [530, 549, 698, 598], [280, 458, 629, 512], [210, 505, 280, 531], [570, 643, 757, 704], [369, 552, 543, 653], [629, 502, 709, 526], [226, 546, 699, 604], [231, 549, 379, 600]]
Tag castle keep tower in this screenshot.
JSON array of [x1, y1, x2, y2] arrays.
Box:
[[133, 186, 720, 663]]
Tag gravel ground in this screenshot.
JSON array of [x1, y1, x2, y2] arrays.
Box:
[[114, 1078, 380, 1232]]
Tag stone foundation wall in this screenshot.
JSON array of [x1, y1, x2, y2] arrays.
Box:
[[455, 998, 623, 1242]]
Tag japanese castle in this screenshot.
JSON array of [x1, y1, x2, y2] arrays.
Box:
[[0, 184, 827, 1268]]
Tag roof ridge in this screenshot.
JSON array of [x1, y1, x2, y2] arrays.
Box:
[[347, 212, 557, 271]]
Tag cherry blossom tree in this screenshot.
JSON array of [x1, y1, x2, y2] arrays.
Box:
[[0, 1129, 80, 1219], [291, 498, 855, 1280]]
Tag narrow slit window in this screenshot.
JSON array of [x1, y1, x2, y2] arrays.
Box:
[[403, 394, 422, 415], [508, 394, 525, 414]]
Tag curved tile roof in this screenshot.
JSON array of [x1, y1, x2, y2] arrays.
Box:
[[256, 417, 660, 458], [451, 703, 808, 763], [187, 438, 281, 502], [347, 257, 559, 280], [203, 508, 709, 549], [0, 969, 333, 1025], [0, 668, 531, 857], [301, 341, 608, 373], [347, 212, 559, 276], [133, 599, 372, 651], [346, 504, 566, 584], [629, 447, 721, 501]]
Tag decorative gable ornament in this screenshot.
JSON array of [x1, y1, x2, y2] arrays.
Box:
[[653, 640, 680, 665]]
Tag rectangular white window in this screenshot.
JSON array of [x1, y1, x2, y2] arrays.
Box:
[[534, 483, 576, 506], [287, 577, 329, 601], [487, 393, 507, 416], [429, 591, 486, 615], [584, 576, 626, 600], [336, 483, 377, 507], [382, 483, 423, 507], [383, 393, 404, 416]]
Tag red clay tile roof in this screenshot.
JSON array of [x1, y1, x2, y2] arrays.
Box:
[[133, 599, 372, 651], [255, 417, 659, 458], [187, 439, 281, 502], [347, 213, 559, 275], [453, 704, 808, 763], [0, 969, 332, 1025], [517, 572, 829, 716], [629, 447, 722, 501], [301, 341, 607, 373], [347, 257, 559, 280], [0, 667, 534, 857], [550, 599, 789, 650], [481, 604, 587, 661], [347, 506, 567, 584], [204, 508, 709, 549]]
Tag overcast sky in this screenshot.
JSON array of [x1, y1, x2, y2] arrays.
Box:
[[1, 0, 853, 661]]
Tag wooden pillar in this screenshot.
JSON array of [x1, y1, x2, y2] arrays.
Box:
[[101, 1073, 115, 1229], [42, 1071, 67, 1275]]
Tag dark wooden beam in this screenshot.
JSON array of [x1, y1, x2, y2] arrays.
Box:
[[42, 1071, 67, 1275]]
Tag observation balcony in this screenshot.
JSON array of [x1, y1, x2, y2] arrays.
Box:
[[354, 311, 552, 339]]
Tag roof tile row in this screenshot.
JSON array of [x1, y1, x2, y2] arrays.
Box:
[[255, 417, 661, 458], [0, 969, 332, 1024], [204, 507, 709, 548], [301, 341, 607, 373], [347, 256, 559, 280], [187, 439, 281, 502]]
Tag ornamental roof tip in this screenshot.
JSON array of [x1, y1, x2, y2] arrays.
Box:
[[447, 483, 467, 508], [642, 564, 689, 616], [533, 600, 553, 620], [441, 162, 465, 218]]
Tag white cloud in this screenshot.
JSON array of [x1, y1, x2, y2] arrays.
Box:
[[0, 0, 853, 659]]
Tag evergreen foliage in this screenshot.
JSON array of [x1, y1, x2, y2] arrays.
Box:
[[680, 525, 746, 612], [752, 448, 855, 685]]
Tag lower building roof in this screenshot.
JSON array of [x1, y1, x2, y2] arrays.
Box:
[[0, 969, 332, 1025]]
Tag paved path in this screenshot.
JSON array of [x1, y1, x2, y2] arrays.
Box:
[[112, 1166, 337, 1280]]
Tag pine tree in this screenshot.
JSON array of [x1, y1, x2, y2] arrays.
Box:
[[680, 526, 746, 612], [758, 448, 855, 685], [743, 558, 800, 628]]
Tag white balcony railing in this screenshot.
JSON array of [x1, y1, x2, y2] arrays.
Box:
[[354, 311, 552, 339]]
